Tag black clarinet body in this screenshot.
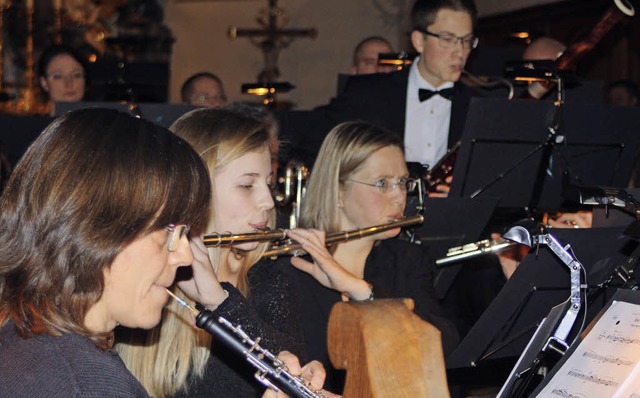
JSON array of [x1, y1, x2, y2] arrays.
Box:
[[195, 309, 323, 398]]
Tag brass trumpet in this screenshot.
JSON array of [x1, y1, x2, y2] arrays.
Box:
[[262, 215, 424, 258]]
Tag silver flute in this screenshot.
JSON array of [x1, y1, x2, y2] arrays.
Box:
[[436, 237, 515, 266]]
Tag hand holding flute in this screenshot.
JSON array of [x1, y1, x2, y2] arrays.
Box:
[[286, 228, 374, 301]]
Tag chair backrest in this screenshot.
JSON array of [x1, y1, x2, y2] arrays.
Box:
[[327, 298, 450, 398]]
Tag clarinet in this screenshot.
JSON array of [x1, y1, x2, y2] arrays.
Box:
[[424, 141, 461, 193], [167, 290, 323, 398]]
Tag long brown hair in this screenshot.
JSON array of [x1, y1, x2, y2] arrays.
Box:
[[0, 109, 211, 350]]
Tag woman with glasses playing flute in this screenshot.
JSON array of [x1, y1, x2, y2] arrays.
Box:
[[117, 108, 336, 398], [283, 121, 459, 393]]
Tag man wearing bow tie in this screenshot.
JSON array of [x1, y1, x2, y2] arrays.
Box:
[[297, 0, 479, 195], [277, 0, 481, 197], [405, 0, 477, 169]]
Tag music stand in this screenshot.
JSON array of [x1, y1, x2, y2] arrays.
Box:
[[408, 197, 498, 299], [529, 288, 640, 396], [449, 98, 640, 211], [55, 102, 200, 128], [0, 115, 53, 165], [446, 225, 638, 385]]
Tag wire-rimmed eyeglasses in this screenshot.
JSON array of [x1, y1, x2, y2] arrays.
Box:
[[47, 72, 85, 82], [416, 28, 479, 50], [347, 177, 418, 194], [165, 224, 190, 252]]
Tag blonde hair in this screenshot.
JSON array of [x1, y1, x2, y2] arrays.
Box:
[[116, 108, 275, 397], [299, 121, 403, 234]]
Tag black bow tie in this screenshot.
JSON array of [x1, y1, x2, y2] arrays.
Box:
[[418, 87, 454, 102]]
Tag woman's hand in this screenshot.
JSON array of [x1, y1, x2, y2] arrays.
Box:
[[286, 228, 372, 301], [427, 175, 452, 198], [492, 233, 529, 280], [176, 236, 228, 309], [261, 351, 341, 398]]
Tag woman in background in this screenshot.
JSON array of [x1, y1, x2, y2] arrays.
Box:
[[37, 44, 88, 115], [285, 120, 459, 392]]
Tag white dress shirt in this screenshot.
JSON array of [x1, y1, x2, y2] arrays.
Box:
[[404, 57, 454, 169]]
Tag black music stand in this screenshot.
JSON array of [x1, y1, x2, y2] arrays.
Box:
[[0, 115, 53, 165], [55, 102, 200, 128], [446, 225, 638, 387], [409, 197, 497, 258], [449, 98, 640, 211], [405, 197, 498, 338]]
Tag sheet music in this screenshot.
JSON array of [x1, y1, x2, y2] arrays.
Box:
[[537, 301, 640, 397]]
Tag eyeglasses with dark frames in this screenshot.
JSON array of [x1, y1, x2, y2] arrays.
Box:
[[346, 177, 418, 194], [416, 28, 478, 50], [165, 224, 190, 252]]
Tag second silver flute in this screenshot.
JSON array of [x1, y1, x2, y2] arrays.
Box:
[[436, 238, 515, 266]]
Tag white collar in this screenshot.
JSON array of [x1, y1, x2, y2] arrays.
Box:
[[409, 56, 455, 92]]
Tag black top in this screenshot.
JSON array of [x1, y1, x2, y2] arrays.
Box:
[[285, 238, 460, 393], [277, 68, 484, 167], [172, 257, 305, 398], [0, 321, 149, 398]]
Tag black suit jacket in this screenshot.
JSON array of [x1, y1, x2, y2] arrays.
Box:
[[278, 69, 483, 166]]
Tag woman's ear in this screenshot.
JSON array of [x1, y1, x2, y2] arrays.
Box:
[[40, 76, 49, 92]]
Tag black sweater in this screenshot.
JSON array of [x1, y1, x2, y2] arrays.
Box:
[[172, 258, 305, 398], [0, 321, 149, 398], [285, 238, 460, 393]]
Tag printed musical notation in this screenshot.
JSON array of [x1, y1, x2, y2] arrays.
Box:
[[551, 388, 588, 398], [537, 300, 640, 397], [566, 369, 618, 387], [596, 333, 640, 345], [583, 350, 633, 366]]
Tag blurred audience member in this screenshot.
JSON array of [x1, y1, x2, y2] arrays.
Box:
[[181, 72, 228, 108], [351, 36, 395, 75], [606, 79, 639, 107], [37, 45, 88, 115]]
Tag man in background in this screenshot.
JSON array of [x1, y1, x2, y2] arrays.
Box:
[[606, 79, 639, 107], [181, 72, 228, 108], [351, 36, 395, 74]]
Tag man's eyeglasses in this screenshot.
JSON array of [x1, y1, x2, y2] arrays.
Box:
[[165, 224, 190, 252], [347, 177, 418, 194], [417, 28, 478, 50], [47, 72, 85, 82]]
